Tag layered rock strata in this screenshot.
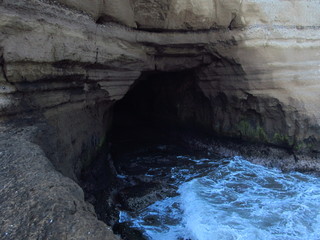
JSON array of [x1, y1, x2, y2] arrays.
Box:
[[1, 0, 320, 239]]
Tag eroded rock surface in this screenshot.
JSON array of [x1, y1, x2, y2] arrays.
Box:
[[0, 124, 119, 240], [1, 0, 320, 239]]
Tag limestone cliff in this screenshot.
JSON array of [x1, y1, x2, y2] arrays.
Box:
[[0, 0, 320, 239]]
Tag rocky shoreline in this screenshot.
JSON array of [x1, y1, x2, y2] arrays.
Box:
[[80, 125, 320, 239]]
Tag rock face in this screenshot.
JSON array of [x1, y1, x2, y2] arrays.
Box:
[[1, 0, 320, 239], [0, 126, 119, 240]]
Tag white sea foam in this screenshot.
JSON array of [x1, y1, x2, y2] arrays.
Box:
[[119, 156, 320, 240]]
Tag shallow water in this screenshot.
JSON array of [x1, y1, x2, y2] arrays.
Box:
[[119, 155, 320, 240]]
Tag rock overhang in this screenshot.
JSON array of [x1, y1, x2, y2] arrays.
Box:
[[1, 0, 320, 150]]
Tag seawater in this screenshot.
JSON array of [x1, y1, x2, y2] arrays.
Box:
[[119, 156, 320, 240]]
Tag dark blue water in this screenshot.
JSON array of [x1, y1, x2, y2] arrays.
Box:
[[119, 156, 320, 240]]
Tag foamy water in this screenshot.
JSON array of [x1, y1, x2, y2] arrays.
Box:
[[119, 156, 320, 240]]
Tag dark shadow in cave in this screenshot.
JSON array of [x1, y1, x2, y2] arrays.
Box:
[[110, 70, 213, 151]]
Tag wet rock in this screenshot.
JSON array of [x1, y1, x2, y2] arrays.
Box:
[[113, 222, 147, 240], [116, 182, 177, 212]]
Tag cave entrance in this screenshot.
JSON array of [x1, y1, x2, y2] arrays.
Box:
[[107, 70, 215, 237], [81, 70, 214, 228], [110, 70, 213, 150]]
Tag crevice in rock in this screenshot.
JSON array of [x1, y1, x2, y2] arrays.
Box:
[[95, 14, 125, 25], [0, 48, 10, 84], [228, 13, 237, 30]]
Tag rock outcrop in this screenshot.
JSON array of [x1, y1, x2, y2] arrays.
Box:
[[1, 0, 320, 239]]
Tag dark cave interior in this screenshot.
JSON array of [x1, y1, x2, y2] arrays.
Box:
[[111, 70, 213, 147]]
